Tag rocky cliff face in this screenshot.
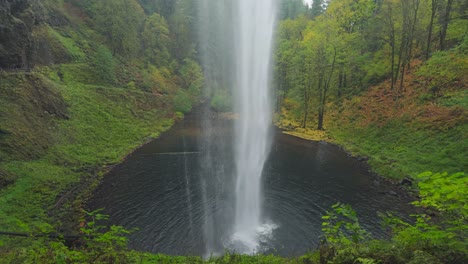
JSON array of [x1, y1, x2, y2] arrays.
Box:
[[0, 0, 68, 69]]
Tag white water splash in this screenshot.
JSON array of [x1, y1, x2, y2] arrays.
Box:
[[228, 222, 279, 254]]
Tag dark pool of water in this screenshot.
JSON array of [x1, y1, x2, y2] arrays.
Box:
[[89, 112, 414, 256]]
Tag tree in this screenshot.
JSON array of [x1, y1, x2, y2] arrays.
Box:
[[167, 0, 197, 62], [275, 17, 308, 113], [93, 0, 145, 58], [142, 13, 170, 66], [439, 0, 454, 50], [311, 0, 324, 19], [94, 46, 115, 84], [273, 0, 466, 131], [383, 1, 398, 90], [179, 58, 204, 99], [138, 0, 176, 17], [279, 0, 308, 19], [426, 0, 442, 59], [396, 0, 421, 92], [300, 15, 339, 130]]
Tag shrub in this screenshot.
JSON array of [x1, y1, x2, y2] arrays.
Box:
[[173, 89, 192, 113], [94, 46, 116, 84], [210, 89, 232, 112]]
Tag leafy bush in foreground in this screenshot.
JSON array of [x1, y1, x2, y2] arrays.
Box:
[[320, 172, 467, 264]]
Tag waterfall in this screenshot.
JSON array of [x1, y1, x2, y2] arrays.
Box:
[[197, 0, 277, 255], [232, 0, 277, 252], [182, 135, 194, 237]]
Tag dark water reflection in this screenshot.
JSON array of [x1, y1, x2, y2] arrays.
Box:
[[89, 113, 414, 256]]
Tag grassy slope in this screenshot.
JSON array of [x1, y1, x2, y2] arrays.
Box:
[[0, 5, 175, 257], [0, 70, 173, 245]]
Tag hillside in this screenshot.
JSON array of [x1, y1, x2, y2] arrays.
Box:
[[274, 0, 467, 181], [278, 50, 467, 180], [0, 0, 201, 261]]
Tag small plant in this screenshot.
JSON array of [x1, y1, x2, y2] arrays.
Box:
[[381, 172, 467, 262], [173, 89, 192, 113], [322, 203, 371, 246], [79, 209, 135, 263], [94, 45, 116, 84]]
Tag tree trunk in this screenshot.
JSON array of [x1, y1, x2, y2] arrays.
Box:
[[317, 106, 324, 130], [426, 0, 438, 60], [440, 0, 454, 51], [390, 31, 396, 90], [318, 47, 336, 131], [302, 88, 309, 128], [338, 68, 343, 98], [316, 75, 324, 130], [406, 0, 421, 71]]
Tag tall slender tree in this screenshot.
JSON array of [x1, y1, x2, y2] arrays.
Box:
[[439, 0, 454, 50], [311, 0, 324, 19]]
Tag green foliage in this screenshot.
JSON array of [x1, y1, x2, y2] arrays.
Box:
[[417, 50, 468, 95], [94, 46, 115, 84], [92, 0, 145, 57], [279, 0, 308, 19], [51, 81, 172, 166], [380, 172, 467, 262], [0, 0, 203, 262], [329, 120, 467, 180], [138, 0, 176, 17], [179, 58, 204, 99], [311, 0, 324, 19], [361, 50, 391, 85], [322, 203, 370, 246], [48, 27, 86, 61], [436, 90, 468, 108], [275, 0, 467, 138], [79, 209, 134, 263], [173, 89, 192, 113], [413, 172, 467, 217], [142, 13, 171, 66], [0, 161, 79, 233], [320, 177, 467, 263], [166, 1, 197, 62], [211, 89, 232, 112], [0, 71, 173, 259]]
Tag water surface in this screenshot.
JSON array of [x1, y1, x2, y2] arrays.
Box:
[[89, 113, 414, 256]]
